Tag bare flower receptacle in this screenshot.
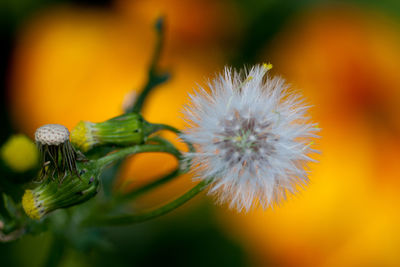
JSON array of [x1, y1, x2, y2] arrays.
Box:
[[35, 124, 78, 181]]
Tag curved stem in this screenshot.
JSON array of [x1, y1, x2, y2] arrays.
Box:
[[113, 137, 184, 202], [96, 143, 180, 170], [116, 168, 182, 202], [85, 180, 210, 226], [110, 128, 194, 201], [150, 124, 195, 153], [147, 136, 180, 152], [130, 17, 170, 113]]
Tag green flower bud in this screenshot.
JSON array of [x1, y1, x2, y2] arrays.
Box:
[[71, 113, 158, 152], [23, 122, 184, 220], [22, 161, 100, 220]]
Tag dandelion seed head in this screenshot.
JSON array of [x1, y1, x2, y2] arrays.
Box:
[[181, 64, 319, 212]]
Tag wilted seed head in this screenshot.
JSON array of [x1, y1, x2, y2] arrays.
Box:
[[35, 124, 78, 182]]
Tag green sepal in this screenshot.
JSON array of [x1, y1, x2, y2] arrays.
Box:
[[23, 161, 100, 220], [71, 113, 163, 153]]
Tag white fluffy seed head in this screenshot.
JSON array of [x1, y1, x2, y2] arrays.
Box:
[[181, 64, 320, 212], [35, 124, 70, 146]]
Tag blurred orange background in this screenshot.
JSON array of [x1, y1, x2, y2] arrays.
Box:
[[5, 0, 400, 266]]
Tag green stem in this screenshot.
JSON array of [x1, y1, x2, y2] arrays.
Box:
[[105, 136, 185, 207], [110, 128, 194, 202], [130, 17, 170, 113], [116, 168, 182, 202], [96, 143, 180, 170], [110, 138, 183, 204], [150, 124, 195, 153], [43, 234, 65, 267], [85, 180, 210, 226]]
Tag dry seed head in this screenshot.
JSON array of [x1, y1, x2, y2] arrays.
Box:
[[35, 124, 70, 146], [34, 124, 79, 182]]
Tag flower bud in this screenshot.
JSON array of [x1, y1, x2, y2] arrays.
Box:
[[71, 113, 158, 152], [22, 161, 100, 220], [0, 134, 39, 172]]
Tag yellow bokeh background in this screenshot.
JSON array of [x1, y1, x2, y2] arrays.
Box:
[[7, 1, 400, 266]]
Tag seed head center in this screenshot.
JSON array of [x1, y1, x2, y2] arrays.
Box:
[[214, 110, 277, 167]]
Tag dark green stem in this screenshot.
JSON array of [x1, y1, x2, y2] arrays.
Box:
[[85, 180, 210, 226], [130, 17, 170, 113], [43, 234, 65, 267]]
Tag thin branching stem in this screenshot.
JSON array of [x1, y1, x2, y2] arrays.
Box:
[[84, 180, 210, 226], [96, 143, 181, 170], [116, 168, 182, 202], [130, 17, 170, 113], [110, 126, 194, 204]]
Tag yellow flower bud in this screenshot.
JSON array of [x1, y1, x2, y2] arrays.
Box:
[[22, 161, 100, 219], [71, 113, 157, 152], [1, 134, 39, 172]]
